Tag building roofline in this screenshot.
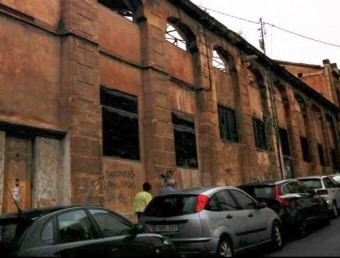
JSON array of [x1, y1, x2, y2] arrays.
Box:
[[274, 59, 324, 69], [168, 0, 340, 114]]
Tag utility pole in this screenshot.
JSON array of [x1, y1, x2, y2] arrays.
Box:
[[259, 18, 266, 55]]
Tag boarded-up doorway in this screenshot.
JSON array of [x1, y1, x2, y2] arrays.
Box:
[[3, 137, 32, 214]]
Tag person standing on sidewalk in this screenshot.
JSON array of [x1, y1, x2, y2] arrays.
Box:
[[133, 182, 152, 219]]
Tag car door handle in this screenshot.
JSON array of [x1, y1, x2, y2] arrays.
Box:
[[226, 214, 233, 219], [248, 213, 253, 217]]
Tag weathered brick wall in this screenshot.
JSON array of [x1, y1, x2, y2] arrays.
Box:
[[0, 0, 339, 219]]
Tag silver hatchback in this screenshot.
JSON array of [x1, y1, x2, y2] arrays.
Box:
[[139, 186, 283, 257]]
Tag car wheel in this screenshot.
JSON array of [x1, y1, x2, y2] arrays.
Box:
[[332, 203, 338, 218], [271, 221, 283, 250], [217, 237, 233, 257]]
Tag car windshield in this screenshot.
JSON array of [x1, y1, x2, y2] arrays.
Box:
[[143, 195, 197, 217], [299, 179, 322, 189], [0, 218, 33, 254]]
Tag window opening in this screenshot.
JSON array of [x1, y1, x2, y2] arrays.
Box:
[[318, 143, 326, 166], [100, 87, 140, 160], [300, 137, 310, 162], [165, 23, 187, 51], [279, 128, 291, 156], [212, 50, 227, 72], [252, 118, 267, 150], [98, 0, 133, 21], [218, 105, 238, 143], [172, 112, 198, 168]]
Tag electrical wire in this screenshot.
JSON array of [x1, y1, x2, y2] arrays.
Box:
[[199, 5, 340, 48]]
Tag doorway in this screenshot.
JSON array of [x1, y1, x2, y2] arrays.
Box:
[[3, 137, 32, 214]]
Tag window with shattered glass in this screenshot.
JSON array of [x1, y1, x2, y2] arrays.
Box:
[[212, 50, 228, 73], [172, 112, 198, 168], [165, 23, 187, 51], [100, 87, 140, 160], [98, 0, 134, 21]]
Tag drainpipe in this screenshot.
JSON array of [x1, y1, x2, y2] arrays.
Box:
[[267, 69, 285, 179]]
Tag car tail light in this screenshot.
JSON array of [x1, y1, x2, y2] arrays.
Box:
[[195, 194, 209, 212], [318, 189, 329, 195], [274, 185, 290, 207]]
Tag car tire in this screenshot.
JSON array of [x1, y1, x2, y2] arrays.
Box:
[[217, 236, 233, 257], [332, 202, 338, 218], [271, 221, 283, 250]]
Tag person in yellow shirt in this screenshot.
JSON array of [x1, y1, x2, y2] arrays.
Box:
[[133, 182, 152, 219]]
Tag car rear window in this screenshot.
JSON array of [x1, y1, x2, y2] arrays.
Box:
[[0, 218, 32, 254], [239, 185, 275, 200], [299, 179, 322, 189], [143, 195, 197, 217]]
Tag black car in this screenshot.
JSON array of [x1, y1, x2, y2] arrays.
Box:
[[238, 179, 330, 238], [0, 205, 176, 257]]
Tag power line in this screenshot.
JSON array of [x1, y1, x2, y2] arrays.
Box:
[[199, 5, 340, 49], [264, 22, 340, 48]]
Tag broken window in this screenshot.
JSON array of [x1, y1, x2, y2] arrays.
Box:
[[212, 50, 228, 72], [218, 105, 238, 143], [317, 143, 326, 167], [279, 128, 291, 157], [172, 112, 198, 168], [165, 23, 187, 51], [300, 137, 310, 162], [100, 87, 140, 160], [252, 118, 267, 150], [98, 0, 134, 21]]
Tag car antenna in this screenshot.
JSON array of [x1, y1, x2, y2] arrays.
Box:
[[3, 182, 22, 214]]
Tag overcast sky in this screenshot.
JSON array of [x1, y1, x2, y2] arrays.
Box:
[[190, 0, 340, 66]]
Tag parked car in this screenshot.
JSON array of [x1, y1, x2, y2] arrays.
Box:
[[139, 186, 283, 257], [297, 175, 340, 217], [329, 173, 340, 185], [0, 205, 176, 257], [238, 179, 330, 239]]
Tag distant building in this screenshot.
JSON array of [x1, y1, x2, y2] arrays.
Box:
[[0, 0, 339, 220]]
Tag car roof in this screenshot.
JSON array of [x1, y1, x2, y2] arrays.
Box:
[[0, 205, 109, 221], [238, 179, 295, 187], [297, 176, 325, 180], [158, 186, 237, 196]]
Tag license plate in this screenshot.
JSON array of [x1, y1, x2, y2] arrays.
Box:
[[154, 224, 178, 232]]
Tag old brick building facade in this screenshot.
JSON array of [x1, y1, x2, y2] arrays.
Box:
[[0, 0, 339, 220]]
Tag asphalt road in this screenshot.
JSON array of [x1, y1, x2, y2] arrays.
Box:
[[263, 216, 340, 257]]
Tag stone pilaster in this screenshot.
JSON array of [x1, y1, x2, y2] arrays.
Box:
[[59, 0, 103, 205]]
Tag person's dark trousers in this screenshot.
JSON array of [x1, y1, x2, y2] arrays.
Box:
[[136, 212, 142, 219]]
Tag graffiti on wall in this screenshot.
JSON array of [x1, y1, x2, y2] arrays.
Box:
[[105, 168, 137, 206]]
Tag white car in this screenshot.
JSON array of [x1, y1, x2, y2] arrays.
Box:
[[297, 176, 340, 217]]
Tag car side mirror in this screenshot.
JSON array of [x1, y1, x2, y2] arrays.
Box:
[[256, 202, 267, 209], [134, 224, 144, 234]]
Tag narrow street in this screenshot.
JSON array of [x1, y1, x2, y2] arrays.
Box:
[[255, 216, 340, 257]]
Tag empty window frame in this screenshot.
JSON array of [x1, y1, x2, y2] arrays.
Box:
[[300, 137, 310, 162], [252, 118, 267, 150], [98, 0, 133, 21], [100, 87, 140, 160], [317, 143, 326, 167], [331, 149, 336, 169], [212, 50, 227, 72], [218, 105, 238, 143], [279, 128, 291, 156], [172, 112, 198, 168], [165, 23, 187, 51]]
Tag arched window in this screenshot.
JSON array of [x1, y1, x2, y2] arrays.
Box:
[[99, 0, 136, 21], [212, 50, 226, 72], [165, 23, 187, 51]]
